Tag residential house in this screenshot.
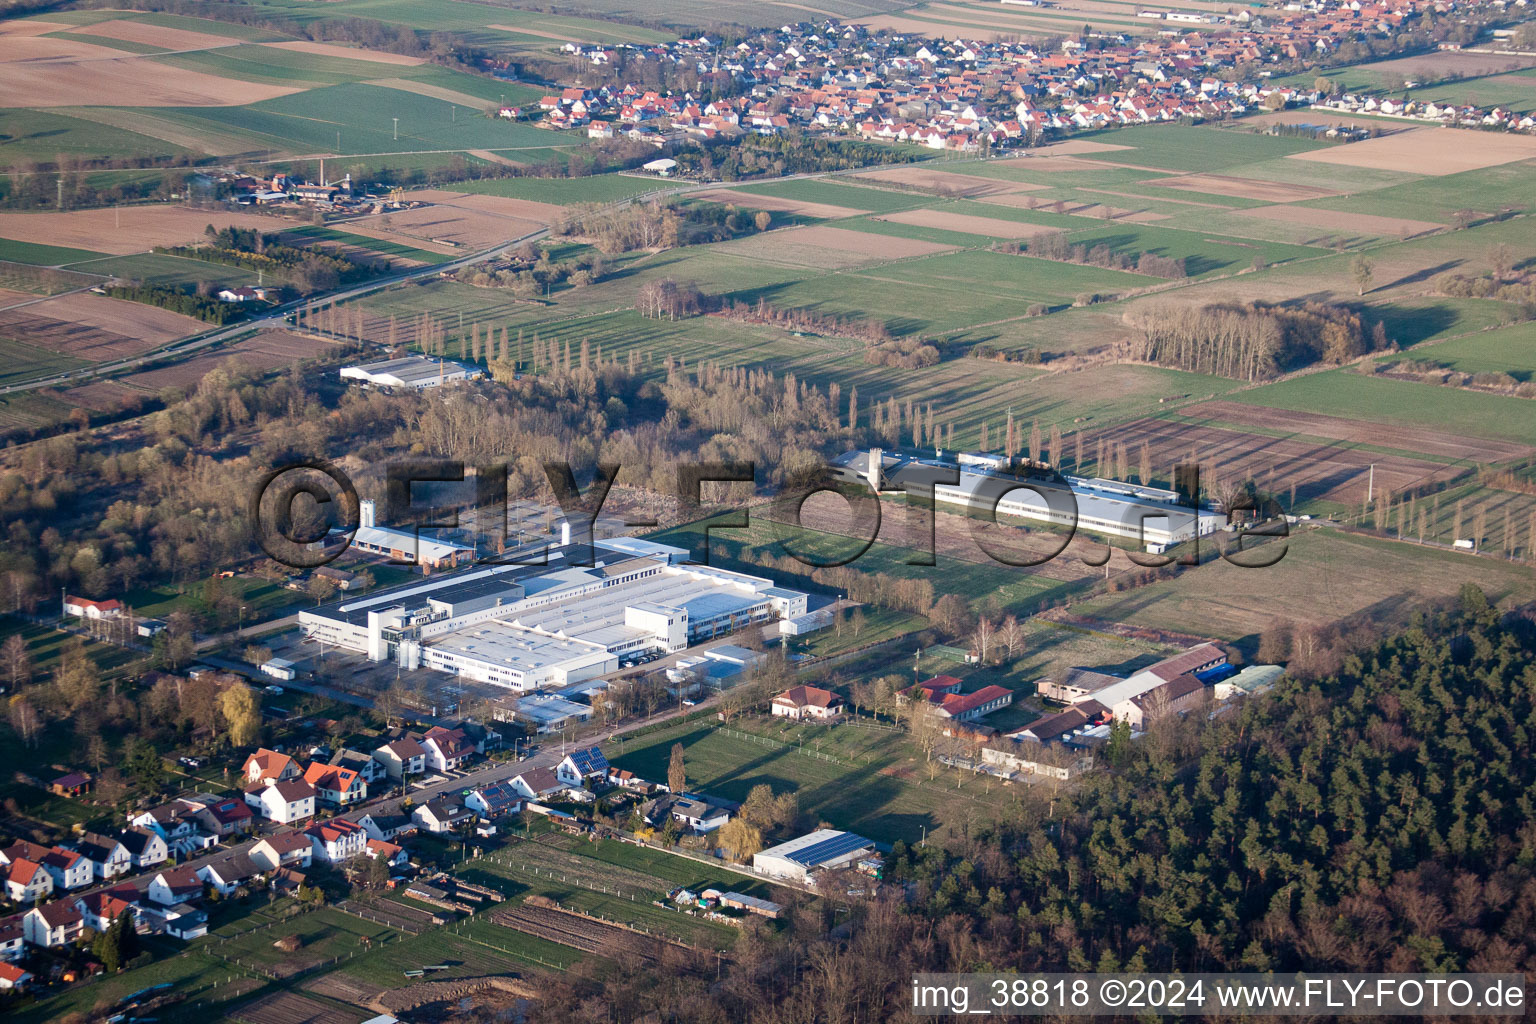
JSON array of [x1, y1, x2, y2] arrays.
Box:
[[129, 802, 201, 847], [556, 747, 610, 788], [40, 848, 92, 891], [770, 685, 844, 721], [365, 839, 408, 869], [197, 854, 261, 896], [249, 832, 314, 872], [372, 737, 428, 781], [411, 797, 473, 834], [75, 888, 136, 933], [330, 748, 387, 785], [644, 793, 734, 834], [305, 818, 368, 863], [269, 867, 308, 895], [242, 748, 299, 786], [139, 901, 206, 940], [509, 766, 564, 801], [303, 761, 367, 807], [118, 827, 169, 871], [4, 859, 52, 903], [421, 726, 476, 771], [148, 866, 203, 907], [22, 901, 83, 948], [73, 833, 132, 880], [63, 596, 123, 621], [0, 962, 29, 991], [356, 811, 417, 843], [245, 779, 317, 824], [0, 921, 24, 962], [185, 794, 255, 837], [465, 781, 523, 819]]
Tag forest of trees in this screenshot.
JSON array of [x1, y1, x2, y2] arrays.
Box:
[[671, 133, 929, 182], [554, 198, 768, 254], [152, 225, 375, 294], [1126, 299, 1382, 380], [103, 284, 245, 324], [516, 596, 1536, 1021], [1000, 231, 1189, 280]]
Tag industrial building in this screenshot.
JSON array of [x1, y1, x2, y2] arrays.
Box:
[[752, 829, 878, 884], [339, 357, 484, 390], [345, 500, 474, 572], [297, 536, 809, 692], [832, 448, 1224, 554]]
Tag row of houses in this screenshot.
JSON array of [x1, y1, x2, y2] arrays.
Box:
[[528, 0, 1507, 155], [0, 817, 413, 974], [238, 723, 499, 825]]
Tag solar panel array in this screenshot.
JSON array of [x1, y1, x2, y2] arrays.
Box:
[[786, 831, 873, 866], [568, 746, 610, 775]]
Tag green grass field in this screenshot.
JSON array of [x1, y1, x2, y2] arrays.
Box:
[[1232, 368, 1536, 446], [147, 82, 572, 159], [609, 716, 1014, 844], [0, 337, 90, 386], [10, 948, 263, 1024], [445, 173, 669, 204], [1375, 319, 1536, 379], [1078, 123, 1331, 171], [0, 236, 111, 267], [1070, 528, 1536, 647], [728, 178, 931, 214], [1298, 161, 1533, 222], [0, 108, 198, 167], [60, 252, 262, 289]]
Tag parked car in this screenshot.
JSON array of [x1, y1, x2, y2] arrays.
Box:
[[265, 685, 284, 694]]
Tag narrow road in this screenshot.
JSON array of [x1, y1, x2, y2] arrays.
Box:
[[0, 156, 1015, 396]]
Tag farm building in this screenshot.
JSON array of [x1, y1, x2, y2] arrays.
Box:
[[1031, 643, 1228, 730], [753, 829, 877, 883], [339, 356, 484, 389]]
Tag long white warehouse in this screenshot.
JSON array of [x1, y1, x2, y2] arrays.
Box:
[[833, 448, 1223, 553]]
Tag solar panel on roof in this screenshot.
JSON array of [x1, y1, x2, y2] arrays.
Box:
[[785, 832, 873, 866]]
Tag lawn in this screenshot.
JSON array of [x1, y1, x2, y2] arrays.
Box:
[[608, 716, 1015, 845], [60, 252, 262, 289], [445, 173, 667, 205], [650, 510, 1092, 614], [0, 109, 196, 169], [153, 83, 574, 158], [211, 906, 398, 969], [1078, 123, 1330, 171], [1231, 369, 1536, 446], [0, 337, 90, 387], [280, 224, 453, 264], [1298, 161, 1534, 223], [727, 178, 930, 214], [9, 947, 263, 1024], [1375, 319, 1536, 379], [0, 236, 111, 267], [119, 575, 300, 620], [335, 914, 581, 984], [0, 617, 144, 676]]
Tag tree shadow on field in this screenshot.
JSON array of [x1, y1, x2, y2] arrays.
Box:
[[1376, 258, 1465, 292]]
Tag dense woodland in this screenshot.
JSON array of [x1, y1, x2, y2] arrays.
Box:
[[520, 598, 1536, 1021], [1126, 300, 1383, 380]]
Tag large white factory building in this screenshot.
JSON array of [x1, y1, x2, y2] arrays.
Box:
[[298, 537, 807, 691], [833, 448, 1223, 554]]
